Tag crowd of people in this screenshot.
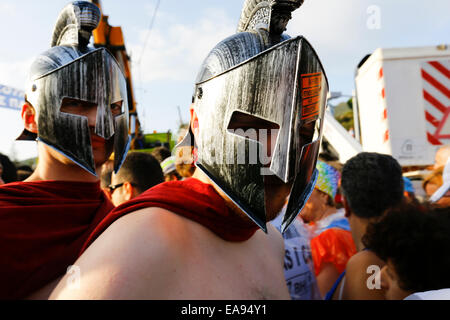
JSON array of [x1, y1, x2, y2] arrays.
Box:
[[0, 0, 449, 300]]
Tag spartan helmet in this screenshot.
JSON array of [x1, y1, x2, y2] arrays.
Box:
[[19, 1, 130, 175], [179, 0, 329, 233]]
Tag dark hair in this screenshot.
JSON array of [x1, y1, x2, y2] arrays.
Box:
[[341, 152, 404, 218], [151, 147, 172, 163], [100, 167, 113, 189], [362, 203, 450, 293], [115, 152, 164, 194], [0, 153, 17, 183]]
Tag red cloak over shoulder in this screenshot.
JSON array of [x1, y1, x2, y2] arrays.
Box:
[[0, 180, 114, 299], [81, 178, 259, 253]]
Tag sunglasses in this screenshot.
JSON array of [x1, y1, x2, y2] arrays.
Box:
[[107, 182, 125, 194], [107, 182, 139, 194]]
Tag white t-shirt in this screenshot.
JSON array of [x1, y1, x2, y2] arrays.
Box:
[[404, 289, 450, 300], [271, 214, 321, 300]]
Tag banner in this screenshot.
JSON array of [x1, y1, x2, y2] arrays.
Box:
[[0, 84, 24, 111]]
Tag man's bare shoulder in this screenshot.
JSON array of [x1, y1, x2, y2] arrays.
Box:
[[50, 207, 193, 299], [109, 206, 194, 242], [346, 250, 384, 270], [343, 250, 385, 300], [91, 206, 196, 258]]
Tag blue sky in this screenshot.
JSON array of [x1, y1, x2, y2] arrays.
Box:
[[0, 0, 449, 160]]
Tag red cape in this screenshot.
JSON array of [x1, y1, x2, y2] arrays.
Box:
[[0, 180, 114, 299], [81, 178, 259, 253]]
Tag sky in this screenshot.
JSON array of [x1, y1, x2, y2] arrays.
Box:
[[0, 0, 449, 161]]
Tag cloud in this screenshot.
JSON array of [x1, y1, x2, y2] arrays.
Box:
[[285, 0, 450, 94], [288, 0, 367, 51], [128, 7, 235, 85], [0, 58, 33, 90], [0, 2, 17, 15]]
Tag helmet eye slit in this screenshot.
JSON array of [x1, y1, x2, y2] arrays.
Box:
[[227, 111, 280, 142], [60, 97, 97, 116], [110, 100, 124, 117]]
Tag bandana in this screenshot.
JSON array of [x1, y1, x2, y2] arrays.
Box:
[[315, 161, 341, 199]]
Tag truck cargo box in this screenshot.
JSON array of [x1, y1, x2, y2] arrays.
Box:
[[355, 45, 450, 166]]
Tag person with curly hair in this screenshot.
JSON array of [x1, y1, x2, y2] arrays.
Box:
[[362, 204, 450, 300], [327, 152, 405, 300]]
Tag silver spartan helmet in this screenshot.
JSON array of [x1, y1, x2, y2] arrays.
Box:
[[179, 0, 329, 233], [19, 1, 130, 175]]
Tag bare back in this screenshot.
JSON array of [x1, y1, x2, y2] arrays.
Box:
[[50, 207, 290, 300]]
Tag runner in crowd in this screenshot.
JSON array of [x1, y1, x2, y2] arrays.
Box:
[[326, 152, 404, 300], [423, 166, 443, 199], [429, 157, 450, 206], [272, 208, 322, 300], [0, 1, 130, 299], [433, 145, 450, 170], [300, 161, 356, 298], [109, 152, 164, 206], [50, 0, 329, 299], [151, 146, 172, 163], [362, 203, 450, 300], [152, 146, 182, 181]]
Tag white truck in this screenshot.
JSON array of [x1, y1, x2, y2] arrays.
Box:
[[323, 44, 450, 168]]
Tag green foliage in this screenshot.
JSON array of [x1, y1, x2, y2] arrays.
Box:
[[335, 110, 354, 131], [333, 98, 354, 131], [142, 132, 175, 152]]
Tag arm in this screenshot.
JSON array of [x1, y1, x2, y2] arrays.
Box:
[[316, 263, 341, 298], [50, 207, 184, 299]]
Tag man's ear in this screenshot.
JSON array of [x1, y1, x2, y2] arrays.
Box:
[[343, 196, 352, 218], [123, 181, 135, 201], [21, 103, 38, 134], [190, 104, 199, 138]]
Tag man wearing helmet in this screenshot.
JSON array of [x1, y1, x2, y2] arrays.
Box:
[[51, 0, 328, 299], [0, 1, 130, 299]]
